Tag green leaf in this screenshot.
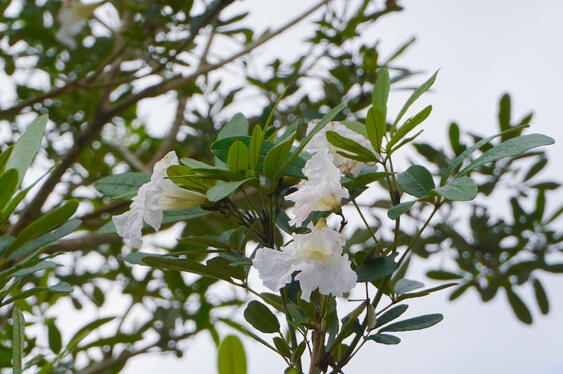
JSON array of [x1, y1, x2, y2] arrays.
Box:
[[12, 306, 24, 374], [375, 304, 408, 328], [343, 168, 392, 190], [218, 335, 247, 374], [206, 256, 246, 280], [387, 105, 432, 152], [1, 282, 73, 306], [218, 113, 249, 139], [5, 114, 48, 186], [440, 124, 529, 185], [220, 319, 277, 353], [449, 123, 461, 153], [459, 134, 554, 176], [243, 300, 280, 333], [11, 261, 60, 278], [94, 172, 150, 198], [365, 107, 386, 152], [273, 337, 291, 358], [356, 256, 397, 282], [249, 125, 264, 172], [0, 169, 19, 211], [325, 131, 377, 161], [396, 283, 457, 301], [431, 177, 477, 201], [367, 333, 400, 345], [372, 67, 390, 121], [48, 321, 62, 354], [341, 120, 368, 137], [263, 136, 294, 181], [0, 145, 13, 174], [533, 279, 549, 315], [6, 200, 78, 256], [398, 165, 435, 198], [206, 178, 257, 202], [227, 141, 249, 172], [387, 201, 416, 220], [523, 157, 547, 182], [6, 219, 81, 261], [379, 313, 443, 332], [66, 316, 116, 352], [394, 279, 424, 295], [426, 270, 463, 281], [506, 287, 532, 324], [392, 71, 438, 132], [498, 93, 511, 132]]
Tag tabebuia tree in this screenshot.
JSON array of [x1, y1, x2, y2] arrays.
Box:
[[0, 0, 560, 373]]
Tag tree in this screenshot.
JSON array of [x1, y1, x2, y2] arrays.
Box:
[[0, 0, 560, 372]]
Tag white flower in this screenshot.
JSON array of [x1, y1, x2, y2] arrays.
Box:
[[285, 149, 348, 226], [253, 223, 357, 300], [55, 1, 100, 48], [307, 120, 376, 176], [112, 151, 207, 247]]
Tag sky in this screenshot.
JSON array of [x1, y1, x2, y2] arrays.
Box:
[[122, 1, 563, 373], [3, 0, 561, 373]]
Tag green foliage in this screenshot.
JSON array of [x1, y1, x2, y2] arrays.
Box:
[[218, 335, 247, 374], [243, 301, 280, 334]]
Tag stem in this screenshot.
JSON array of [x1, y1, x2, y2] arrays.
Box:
[[351, 198, 379, 247]]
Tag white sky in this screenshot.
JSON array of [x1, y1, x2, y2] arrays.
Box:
[[4, 0, 562, 373], [123, 1, 563, 373]]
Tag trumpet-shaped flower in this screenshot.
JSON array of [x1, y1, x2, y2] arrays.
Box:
[[55, 1, 100, 48], [112, 151, 207, 247], [253, 223, 357, 300], [285, 149, 348, 226], [307, 120, 376, 176]]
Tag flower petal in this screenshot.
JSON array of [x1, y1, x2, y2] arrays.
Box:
[[253, 248, 299, 292]]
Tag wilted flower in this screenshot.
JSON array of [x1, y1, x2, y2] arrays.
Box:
[[307, 120, 376, 176], [112, 151, 207, 247], [286, 149, 348, 226], [253, 222, 357, 300], [55, 1, 100, 48]]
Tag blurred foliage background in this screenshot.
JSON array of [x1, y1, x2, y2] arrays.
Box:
[[0, 0, 560, 372]]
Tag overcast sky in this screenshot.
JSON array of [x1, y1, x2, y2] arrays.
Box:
[[13, 0, 558, 373], [120, 1, 563, 373]]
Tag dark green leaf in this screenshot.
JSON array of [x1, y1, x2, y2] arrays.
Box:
[[326, 130, 377, 161], [397, 165, 435, 198], [387, 105, 432, 151], [273, 337, 291, 358], [243, 300, 280, 333], [533, 279, 549, 315], [506, 287, 532, 324], [94, 172, 150, 198], [0, 169, 18, 211], [5, 114, 48, 186], [498, 93, 511, 132], [426, 270, 463, 281], [263, 136, 294, 180], [392, 71, 438, 131], [218, 113, 249, 139], [431, 177, 477, 201], [12, 306, 24, 374], [227, 141, 249, 172], [372, 67, 390, 121], [100, 208, 209, 234], [48, 322, 62, 354], [387, 201, 416, 220], [367, 333, 400, 345], [356, 256, 397, 282], [375, 304, 408, 328], [141, 256, 233, 282], [379, 313, 443, 332], [7, 219, 81, 261], [206, 178, 258, 202], [440, 124, 528, 185], [249, 125, 263, 172], [459, 134, 554, 176]]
